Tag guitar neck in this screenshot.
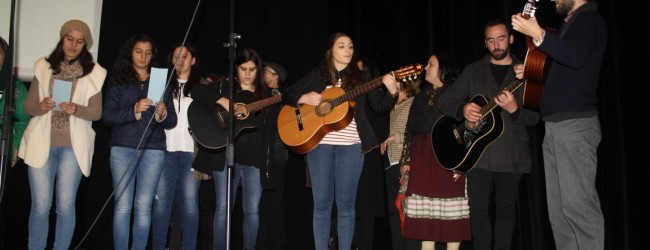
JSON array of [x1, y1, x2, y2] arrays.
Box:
[[330, 77, 385, 108], [246, 95, 282, 112], [479, 79, 524, 118], [521, 0, 538, 20]]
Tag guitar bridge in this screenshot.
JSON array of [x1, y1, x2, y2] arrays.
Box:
[[295, 108, 304, 131]]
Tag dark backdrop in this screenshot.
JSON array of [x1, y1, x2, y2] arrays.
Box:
[[1, 0, 646, 249]]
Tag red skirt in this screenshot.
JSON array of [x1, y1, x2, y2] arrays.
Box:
[[402, 132, 471, 242]]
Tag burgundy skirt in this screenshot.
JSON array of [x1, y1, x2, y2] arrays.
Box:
[[402, 132, 471, 242]]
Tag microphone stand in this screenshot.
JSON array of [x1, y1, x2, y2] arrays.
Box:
[[0, 0, 18, 211], [0, 1, 18, 247], [222, 0, 239, 248]]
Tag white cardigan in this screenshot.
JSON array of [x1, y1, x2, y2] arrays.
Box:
[[18, 57, 106, 176]]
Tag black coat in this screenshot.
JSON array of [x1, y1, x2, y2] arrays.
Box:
[[437, 55, 540, 173]]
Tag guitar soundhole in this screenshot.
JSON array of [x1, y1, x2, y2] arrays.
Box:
[[316, 100, 333, 117]]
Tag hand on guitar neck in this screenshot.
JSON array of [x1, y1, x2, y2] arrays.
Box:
[[511, 0, 545, 46], [463, 89, 518, 128], [510, 0, 549, 110]]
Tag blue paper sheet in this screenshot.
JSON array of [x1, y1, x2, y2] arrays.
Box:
[[147, 67, 168, 102], [52, 79, 72, 111]]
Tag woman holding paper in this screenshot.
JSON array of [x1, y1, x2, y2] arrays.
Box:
[[19, 19, 106, 250], [102, 33, 177, 250]]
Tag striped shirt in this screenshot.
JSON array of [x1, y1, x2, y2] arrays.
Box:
[[320, 82, 361, 145], [321, 118, 361, 145]]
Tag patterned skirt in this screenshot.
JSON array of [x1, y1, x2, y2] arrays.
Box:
[[402, 132, 471, 242]]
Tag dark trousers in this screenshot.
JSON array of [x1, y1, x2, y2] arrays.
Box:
[[257, 165, 287, 250], [385, 165, 422, 250], [353, 217, 374, 250], [467, 168, 522, 250], [385, 165, 406, 250]]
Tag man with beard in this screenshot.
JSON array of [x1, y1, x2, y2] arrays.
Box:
[[511, 0, 607, 249], [437, 19, 540, 250]]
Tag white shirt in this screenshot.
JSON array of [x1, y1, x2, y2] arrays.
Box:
[[165, 79, 195, 152]]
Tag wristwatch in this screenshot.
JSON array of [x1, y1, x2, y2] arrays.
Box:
[[533, 29, 546, 47]]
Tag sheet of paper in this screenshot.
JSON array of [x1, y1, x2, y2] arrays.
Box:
[[52, 79, 72, 111], [147, 67, 168, 102]]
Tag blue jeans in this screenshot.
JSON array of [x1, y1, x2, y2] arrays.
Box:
[[306, 144, 364, 250], [27, 147, 83, 250], [231, 164, 262, 250], [110, 146, 165, 250], [152, 151, 200, 250], [212, 168, 228, 250], [212, 164, 262, 250]]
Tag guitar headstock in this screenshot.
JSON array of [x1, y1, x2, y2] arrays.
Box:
[[521, 0, 539, 19], [393, 64, 424, 82]]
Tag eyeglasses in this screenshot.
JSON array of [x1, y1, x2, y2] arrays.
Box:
[[265, 69, 277, 75]]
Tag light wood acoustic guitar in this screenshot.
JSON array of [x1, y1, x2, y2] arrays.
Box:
[[278, 64, 423, 154]]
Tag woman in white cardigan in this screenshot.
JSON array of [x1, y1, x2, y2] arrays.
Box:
[[18, 19, 105, 250]]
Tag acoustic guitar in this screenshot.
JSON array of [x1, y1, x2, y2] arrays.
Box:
[[430, 79, 524, 174], [277, 64, 423, 154], [520, 0, 549, 110], [187, 91, 281, 149]]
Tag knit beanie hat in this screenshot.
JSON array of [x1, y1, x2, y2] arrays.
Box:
[[263, 62, 287, 83], [60, 19, 93, 49]]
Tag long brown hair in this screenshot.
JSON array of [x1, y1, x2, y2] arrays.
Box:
[[168, 43, 201, 98], [322, 32, 363, 90], [110, 33, 158, 84], [235, 48, 269, 98], [45, 37, 95, 77]]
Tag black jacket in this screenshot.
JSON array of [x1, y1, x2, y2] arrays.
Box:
[[437, 55, 540, 173], [538, 1, 607, 121]]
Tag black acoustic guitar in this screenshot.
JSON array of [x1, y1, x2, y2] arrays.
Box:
[[430, 79, 524, 174], [187, 90, 281, 149]]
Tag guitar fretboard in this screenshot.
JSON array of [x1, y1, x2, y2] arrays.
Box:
[[330, 77, 385, 108], [328, 64, 422, 108], [479, 79, 524, 118], [247, 95, 282, 112]]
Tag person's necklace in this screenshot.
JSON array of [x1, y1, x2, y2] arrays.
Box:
[[427, 87, 438, 106]]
